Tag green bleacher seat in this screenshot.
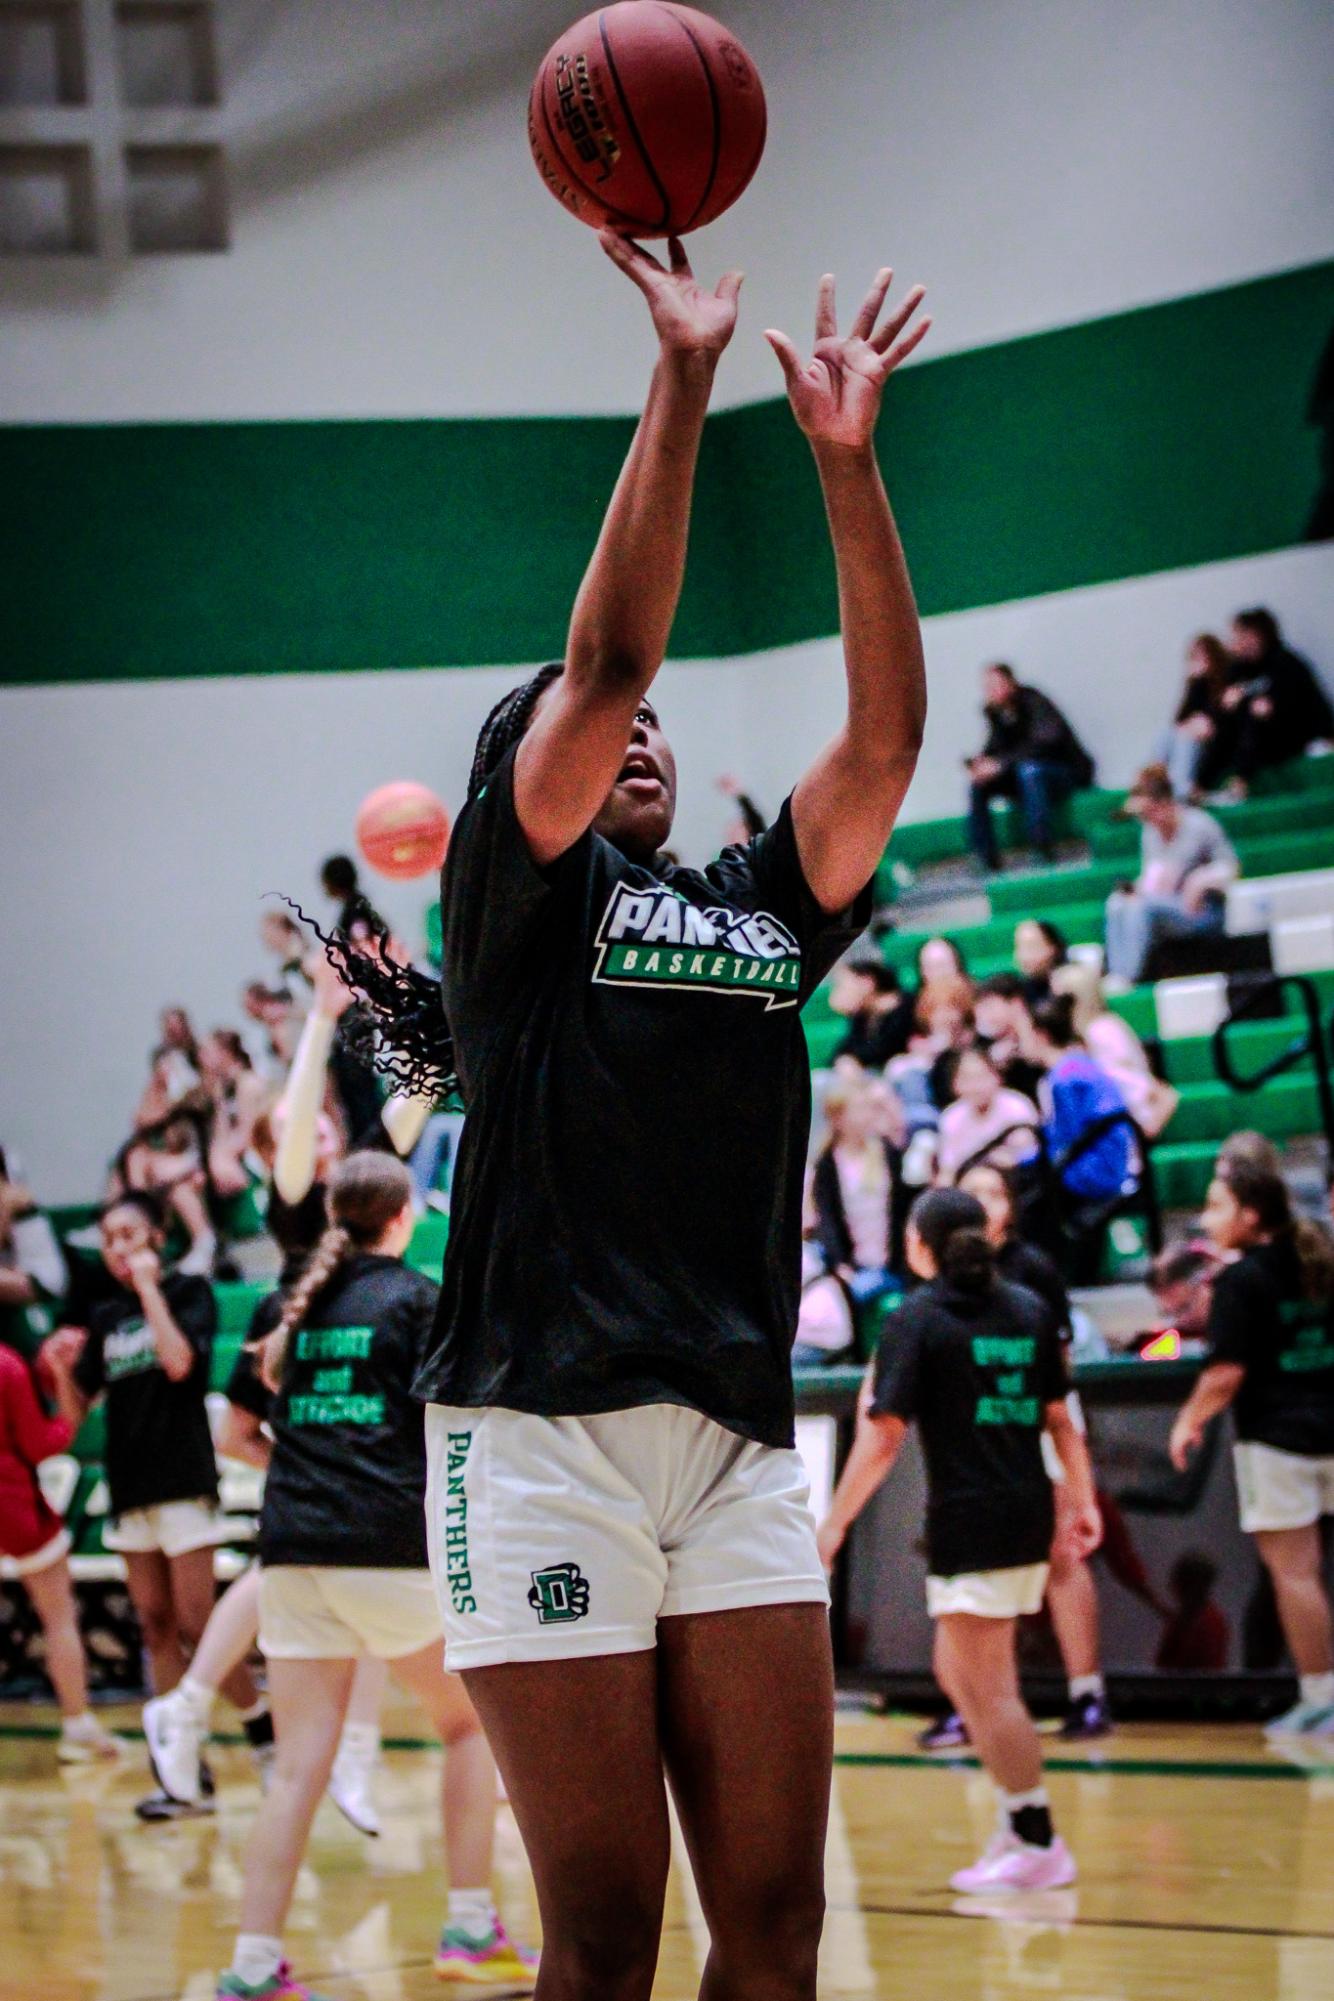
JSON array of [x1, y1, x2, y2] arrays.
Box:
[[214, 1280, 272, 1340], [1089, 785, 1334, 861], [988, 826, 1334, 917], [407, 1209, 449, 1275]]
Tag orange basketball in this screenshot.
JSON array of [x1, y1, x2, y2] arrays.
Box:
[[355, 781, 451, 882], [528, 3, 766, 237]]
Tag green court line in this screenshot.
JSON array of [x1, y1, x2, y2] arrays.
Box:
[[4, 258, 1331, 685], [1, 1720, 1329, 1780]]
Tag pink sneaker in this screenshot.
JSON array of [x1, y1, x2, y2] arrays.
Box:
[[951, 1833, 1077, 1894]]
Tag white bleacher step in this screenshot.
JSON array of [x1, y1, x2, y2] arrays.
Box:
[[1228, 868, 1334, 936]]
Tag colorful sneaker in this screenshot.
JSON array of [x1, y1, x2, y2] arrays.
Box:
[[1058, 1693, 1114, 1741], [1266, 1699, 1334, 1738], [144, 1688, 206, 1803], [918, 1711, 970, 1751], [216, 1961, 330, 1999], [434, 1918, 538, 1986], [951, 1833, 1077, 1894]]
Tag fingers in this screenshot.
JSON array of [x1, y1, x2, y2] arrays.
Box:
[[878, 311, 932, 375], [814, 272, 837, 341], [598, 229, 667, 294], [667, 234, 691, 275], [714, 267, 744, 308], [872, 281, 928, 353], [850, 266, 894, 342], [764, 328, 804, 387]]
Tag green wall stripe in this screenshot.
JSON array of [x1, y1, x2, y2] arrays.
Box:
[[3, 260, 1332, 687]]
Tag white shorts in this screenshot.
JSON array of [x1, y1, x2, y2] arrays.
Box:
[[259, 1566, 444, 1661], [423, 1402, 829, 1669], [1234, 1442, 1334, 1534], [103, 1497, 232, 1558], [927, 1562, 1051, 1620], [8, 1527, 72, 1578]]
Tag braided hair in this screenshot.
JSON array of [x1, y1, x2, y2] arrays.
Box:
[[292, 662, 566, 1105], [259, 1151, 413, 1389]]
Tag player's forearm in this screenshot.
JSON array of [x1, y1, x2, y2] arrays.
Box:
[[1179, 1362, 1242, 1432], [813, 441, 926, 774], [565, 348, 717, 693], [139, 1284, 195, 1382], [273, 1009, 336, 1204], [825, 1409, 905, 1539], [1048, 1412, 1097, 1518]]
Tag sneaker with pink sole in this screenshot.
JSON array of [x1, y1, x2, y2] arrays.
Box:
[[951, 1833, 1078, 1894]]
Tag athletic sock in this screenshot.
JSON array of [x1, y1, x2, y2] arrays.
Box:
[[446, 1887, 497, 1938], [242, 1706, 274, 1750], [174, 1675, 215, 1728], [61, 1711, 100, 1740], [339, 1720, 380, 1756], [231, 1933, 284, 1987], [1299, 1672, 1334, 1708], [1004, 1785, 1054, 1849], [1068, 1673, 1105, 1703]]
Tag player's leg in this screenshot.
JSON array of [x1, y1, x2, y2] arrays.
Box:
[[169, 1543, 260, 1712], [145, 1564, 266, 1805], [462, 1651, 670, 2001], [327, 1654, 389, 1836], [657, 1603, 832, 2001], [1255, 1524, 1334, 1731], [24, 1549, 121, 1759], [1047, 1481, 1110, 1738], [123, 1548, 188, 1693]]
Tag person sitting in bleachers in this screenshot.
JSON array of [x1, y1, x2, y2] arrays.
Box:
[[1013, 918, 1069, 1005], [1207, 609, 1334, 801], [1103, 763, 1238, 986], [793, 1080, 906, 1367], [827, 954, 916, 1071], [0, 1146, 67, 1357], [1159, 633, 1235, 799], [973, 974, 1046, 1102], [965, 662, 1096, 871], [1026, 994, 1136, 1283], [935, 1042, 1041, 1183], [1050, 962, 1180, 1137], [886, 975, 975, 1136], [133, 1006, 201, 1134]]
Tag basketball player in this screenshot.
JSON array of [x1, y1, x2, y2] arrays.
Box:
[[818, 1188, 1101, 1892], [216, 1153, 533, 1999], [320, 234, 929, 1999]]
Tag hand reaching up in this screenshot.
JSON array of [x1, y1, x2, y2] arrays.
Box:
[[766, 268, 929, 450]]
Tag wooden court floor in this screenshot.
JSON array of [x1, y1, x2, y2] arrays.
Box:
[[2, 1700, 1332, 2000]]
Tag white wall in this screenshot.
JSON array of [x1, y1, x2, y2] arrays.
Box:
[[3, 0, 1332, 421], [5, 541, 1331, 1200]]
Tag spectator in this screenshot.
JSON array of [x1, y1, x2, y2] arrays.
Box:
[[916, 935, 969, 986], [965, 662, 1096, 871], [973, 974, 1045, 1102], [1013, 919, 1068, 1004], [828, 955, 915, 1070], [1150, 1242, 1220, 1339], [0, 1342, 122, 1762], [935, 1043, 1041, 1182], [715, 772, 767, 845], [259, 909, 308, 988], [1027, 993, 1136, 1281], [794, 1082, 906, 1365], [0, 1146, 67, 1356], [133, 1006, 201, 1134], [1159, 634, 1235, 799], [196, 1030, 268, 1202], [1103, 764, 1238, 986], [1051, 962, 1180, 1137], [887, 975, 975, 1135], [1210, 609, 1334, 800], [241, 981, 299, 1078]]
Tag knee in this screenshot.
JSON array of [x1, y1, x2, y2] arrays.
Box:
[[543, 1887, 662, 2000], [715, 1876, 825, 1994], [135, 1600, 178, 1654]]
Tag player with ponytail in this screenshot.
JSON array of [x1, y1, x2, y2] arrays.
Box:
[[216, 1152, 534, 2001], [819, 1187, 1101, 1892], [1171, 1154, 1334, 1739]]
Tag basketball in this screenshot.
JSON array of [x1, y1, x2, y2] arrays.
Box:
[[528, 2, 766, 236], [355, 780, 451, 881]]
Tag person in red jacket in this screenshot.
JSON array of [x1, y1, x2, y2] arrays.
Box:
[[0, 1342, 121, 1760]]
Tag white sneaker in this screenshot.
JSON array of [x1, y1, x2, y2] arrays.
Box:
[[328, 1728, 380, 1836], [57, 1719, 126, 1764], [1265, 1699, 1334, 1739], [143, 1689, 205, 1804]]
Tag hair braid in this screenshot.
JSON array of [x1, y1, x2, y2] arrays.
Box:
[[282, 663, 565, 1106], [259, 1221, 351, 1389]]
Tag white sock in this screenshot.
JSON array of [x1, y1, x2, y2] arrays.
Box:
[[173, 1675, 215, 1728], [1068, 1673, 1104, 1703], [1002, 1785, 1050, 1814], [447, 1887, 497, 1937], [61, 1711, 99, 1739], [1299, 1672, 1334, 1708], [338, 1720, 380, 1759], [231, 1934, 284, 1986]]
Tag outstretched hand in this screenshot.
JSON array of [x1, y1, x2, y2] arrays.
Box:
[[766, 268, 929, 449], [601, 230, 742, 357]]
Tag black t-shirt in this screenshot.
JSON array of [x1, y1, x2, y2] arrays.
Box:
[[259, 1253, 437, 1568], [73, 1273, 218, 1517], [415, 748, 869, 1448], [996, 1237, 1073, 1345], [870, 1276, 1066, 1576], [1207, 1238, 1334, 1456], [833, 996, 915, 1069]]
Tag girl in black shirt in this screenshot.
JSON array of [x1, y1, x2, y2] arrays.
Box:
[[217, 1154, 533, 1999], [318, 238, 930, 1995], [819, 1188, 1101, 1894], [1170, 1159, 1334, 1738]]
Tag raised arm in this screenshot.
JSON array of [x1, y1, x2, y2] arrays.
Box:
[[515, 232, 741, 867], [767, 270, 930, 911]]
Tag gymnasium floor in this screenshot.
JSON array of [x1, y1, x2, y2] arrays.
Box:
[[2, 1701, 1331, 2000]]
